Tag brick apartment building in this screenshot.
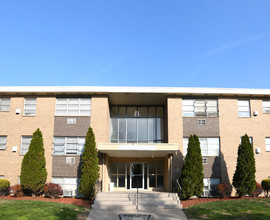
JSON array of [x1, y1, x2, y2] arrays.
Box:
[[0, 86, 269, 197]]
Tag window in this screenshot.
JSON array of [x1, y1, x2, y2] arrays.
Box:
[[263, 101, 270, 113], [265, 138, 270, 152], [203, 178, 221, 197], [0, 136, 7, 150], [24, 98, 37, 116], [198, 119, 206, 125], [52, 177, 78, 197], [148, 163, 164, 188], [21, 136, 32, 155], [183, 137, 220, 156], [238, 100, 250, 117], [53, 137, 85, 155], [0, 98, 10, 111], [202, 158, 208, 164], [0, 175, 4, 179], [110, 162, 126, 188], [110, 106, 164, 143], [182, 99, 218, 117], [55, 98, 91, 116]]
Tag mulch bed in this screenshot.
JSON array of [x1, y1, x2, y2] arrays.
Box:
[[181, 196, 268, 208], [0, 195, 93, 208]]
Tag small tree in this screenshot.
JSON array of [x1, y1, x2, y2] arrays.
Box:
[[179, 134, 204, 199], [20, 128, 47, 196], [232, 134, 256, 197], [79, 127, 100, 199]]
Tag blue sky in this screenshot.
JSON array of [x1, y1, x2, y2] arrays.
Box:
[[0, 0, 270, 88]]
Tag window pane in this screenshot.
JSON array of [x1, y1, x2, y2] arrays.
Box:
[[148, 118, 156, 141], [110, 118, 118, 140], [119, 118, 126, 140], [110, 176, 117, 187], [138, 107, 148, 117], [183, 138, 188, 156], [119, 106, 126, 116], [149, 175, 156, 187], [0, 136, 7, 150], [149, 163, 156, 174], [110, 163, 117, 174], [127, 107, 137, 117], [24, 98, 36, 116], [156, 118, 164, 140], [118, 163, 125, 174], [156, 163, 163, 174], [127, 118, 137, 140], [156, 107, 163, 117], [118, 175, 125, 187], [138, 118, 148, 141], [157, 175, 164, 187], [111, 106, 118, 116], [149, 107, 156, 117]]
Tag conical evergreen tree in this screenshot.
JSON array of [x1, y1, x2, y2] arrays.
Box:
[[79, 127, 100, 199], [20, 128, 47, 196], [233, 134, 256, 197], [179, 134, 204, 199]]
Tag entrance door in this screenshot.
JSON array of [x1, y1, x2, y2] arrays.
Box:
[[130, 163, 144, 190]]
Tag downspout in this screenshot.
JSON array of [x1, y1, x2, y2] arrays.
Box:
[[170, 154, 173, 192], [102, 153, 104, 192]]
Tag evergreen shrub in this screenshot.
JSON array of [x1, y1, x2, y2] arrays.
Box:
[[20, 128, 47, 196], [79, 127, 100, 199], [0, 179, 10, 196], [232, 134, 256, 197], [261, 179, 270, 197], [179, 134, 204, 199]]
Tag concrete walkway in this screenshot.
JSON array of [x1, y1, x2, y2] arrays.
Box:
[[87, 192, 187, 220]]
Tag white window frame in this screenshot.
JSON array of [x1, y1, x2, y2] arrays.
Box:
[[23, 98, 37, 116], [53, 137, 85, 155], [265, 137, 270, 152], [55, 98, 91, 116], [203, 178, 221, 197], [263, 101, 270, 114], [183, 137, 220, 156], [21, 136, 33, 155], [238, 100, 250, 118], [182, 99, 218, 117], [52, 177, 78, 197], [0, 136, 7, 150], [0, 98, 10, 111]]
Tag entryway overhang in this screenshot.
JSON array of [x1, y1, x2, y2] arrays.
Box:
[[97, 143, 178, 157]]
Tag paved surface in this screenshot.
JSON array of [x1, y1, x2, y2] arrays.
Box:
[[87, 192, 187, 220]]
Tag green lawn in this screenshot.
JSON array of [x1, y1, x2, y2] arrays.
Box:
[[0, 200, 90, 220], [185, 198, 270, 220]]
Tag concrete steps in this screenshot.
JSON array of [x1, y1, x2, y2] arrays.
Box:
[[88, 191, 183, 220]]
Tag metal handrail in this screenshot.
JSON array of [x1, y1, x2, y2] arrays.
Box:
[[176, 179, 181, 198], [93, 179, 101, 198]]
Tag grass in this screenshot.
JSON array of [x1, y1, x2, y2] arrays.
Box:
[[0, 200, 90, 220], [185, 198, 270, 220]]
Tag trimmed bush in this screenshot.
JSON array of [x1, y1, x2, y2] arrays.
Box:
[[0, 179, 10, 196], [9, 184, 23, 197], [250, 183, 263, 197], [44, 183, 63, 199], [20, 128, 47, 196], [217, 183, 232, 199], [79, 127, 100, 199], [261, 179, 270, 197], [233, 134, 256, 197], [179, 134, 204, 199]]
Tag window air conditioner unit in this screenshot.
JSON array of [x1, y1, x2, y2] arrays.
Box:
[[63, 190, 73, 197], [67, 118, 76, 125]]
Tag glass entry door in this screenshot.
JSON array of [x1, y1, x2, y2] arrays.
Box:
[[130, 163, 144, 190]]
